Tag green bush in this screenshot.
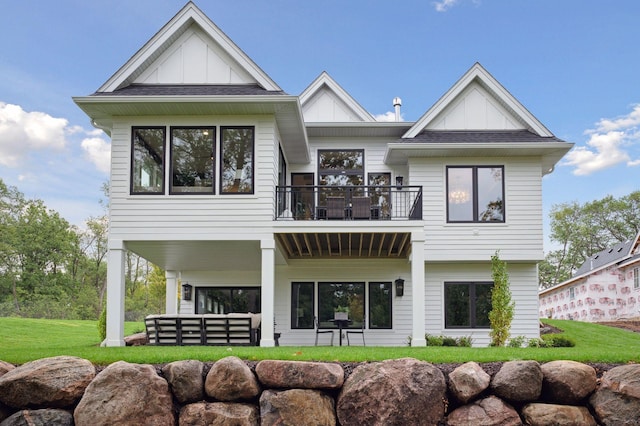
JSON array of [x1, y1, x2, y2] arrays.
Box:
[[442, 336, 458, 347], [457, 336, 473, 347], [507, 335, 526, 348], [426, 335, 444, 346], [527, 338, 545, 348], [542, 334, 575, 347]]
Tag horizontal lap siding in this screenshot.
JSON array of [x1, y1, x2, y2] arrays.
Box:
[[274, 259, 412, 346], [411, 157, 544, 262], [109, 117, 277, 240], [426, 263, 539, 346]]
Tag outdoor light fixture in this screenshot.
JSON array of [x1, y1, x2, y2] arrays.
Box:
[[395, 176, 404, 189], [182, 283, 193, 301], [395, 278, 405, 297]]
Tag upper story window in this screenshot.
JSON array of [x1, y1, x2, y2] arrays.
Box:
[[131, 127, 165, 194], [170, 127, 215, 194], [221, 127, 254, 194], [318, 150, 364, 186], [447, 166, 504, 223]]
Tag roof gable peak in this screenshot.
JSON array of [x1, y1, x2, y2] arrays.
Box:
[[299, 71, 375, 122], [98, 1, 281, 92], [403, 62, 553, 138]]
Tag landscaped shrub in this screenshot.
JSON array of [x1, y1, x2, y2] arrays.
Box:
[[456, 336, 473, 347], [527, 338, 545, 348], [507, 335, 526, 348], [489, 251, 515, 347], [426, 335, 444, 346], [442, 336, 458, 346], [98, 305, 107, 342], [542, 334, 576, 347]]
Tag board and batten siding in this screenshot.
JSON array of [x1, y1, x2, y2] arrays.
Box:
[[410, 156, 544, 262], [108, 116, 279, 241], [425, 262, 540, 347]]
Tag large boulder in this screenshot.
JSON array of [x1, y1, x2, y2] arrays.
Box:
[[162, 360, 204, 404], [590, 364, 640, 425], [0, 361, 15, 378], [1, 409, 74, 426], [74, 361, 174, 426], [522, 403, 596, 426], [0, 356, 95, 409], [336, 358, 446, 426], [205, 356, 260, 401], [541, 360, 596, 404], [491, 360, 542, 402], [179, 402, 258, 426], [448, 361, 491, 404], [255, 360, 343, 390], [446, 395, 521, 426], [260, 389, 335, 426]]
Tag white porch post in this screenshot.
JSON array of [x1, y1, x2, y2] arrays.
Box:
[[411, 231, 427, 347], [104, 240, 126, 347], [165, 271, 178, 314], [260, 238, 276, 347]]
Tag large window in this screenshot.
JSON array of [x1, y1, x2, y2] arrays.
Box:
[[170, 127, 215, 194], [635, 268, 639, 290], [221, 127, 254, 194], [291, 282, 314, 329], [195, 287, 260, 314], [368, 282, 392, 329], [447, 166, 504, 222], [318, 282, 365, 329], [318, 150, 364, 186], [444, 282, 493, 328], [131, 127, 165, 194]]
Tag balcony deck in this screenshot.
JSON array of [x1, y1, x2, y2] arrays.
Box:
[[275, 185, 422, 221]]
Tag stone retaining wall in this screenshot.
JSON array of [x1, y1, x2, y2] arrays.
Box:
[[0, 356, 639, 425]]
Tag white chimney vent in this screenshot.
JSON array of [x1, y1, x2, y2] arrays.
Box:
[[393, 97, 402, 122]]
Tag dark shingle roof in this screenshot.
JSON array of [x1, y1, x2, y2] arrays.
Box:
[[574, 238, 635, 276], [92, 84, 287, 97], [395, 129, 565, 144]]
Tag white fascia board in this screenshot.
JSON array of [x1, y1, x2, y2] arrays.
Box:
[[98, 2, 281, 93], [403, 63, 554, 139]]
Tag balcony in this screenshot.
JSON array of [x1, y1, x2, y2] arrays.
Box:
[[275, 185, 422, 221]]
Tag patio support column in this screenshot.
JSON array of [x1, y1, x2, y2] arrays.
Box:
[[104, 240, 126, 347], [260, 238, 276, 347], [410, 231, 427, 347], [165, 271, 178, 314]]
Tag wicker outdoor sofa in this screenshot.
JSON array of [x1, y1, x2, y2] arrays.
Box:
[[144, 313, 261, 346]]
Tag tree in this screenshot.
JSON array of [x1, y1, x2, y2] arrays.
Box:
[[541, 191, 640, 289], [489, 251, 514, 347]]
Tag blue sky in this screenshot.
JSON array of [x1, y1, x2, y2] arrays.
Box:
[[0, 0, 639, 251]]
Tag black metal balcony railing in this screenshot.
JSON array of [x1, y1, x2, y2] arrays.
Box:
[[275, 185, 422, 221]]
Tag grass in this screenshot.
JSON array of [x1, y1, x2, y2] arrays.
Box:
[[0, 317, 638, 365]]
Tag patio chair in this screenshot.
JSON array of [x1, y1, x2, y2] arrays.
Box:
[[346, 316, 366, 346], [314, 316, 334, 346], [326, 196, 345, 220], [352, 196, 371, 219]]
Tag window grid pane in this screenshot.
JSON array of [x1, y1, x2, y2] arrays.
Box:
[[291, 282, 314, 329], [170, 127, 215, 194], [318, 282, 365, 329], [132, 127, 165, 194], [368, 282, 392, 329], [221, 127, 254, 194]]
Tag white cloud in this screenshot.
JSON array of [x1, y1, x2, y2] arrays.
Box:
[[0, 102, 68, 166], [81, 137, 111, 174], [375, 111, 404, 122], [562, 105, 640, 175], [433, 0, 459, 12]]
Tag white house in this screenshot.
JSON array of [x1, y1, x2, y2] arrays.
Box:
[[539, 232, 640, 322], [74, 2, 573, 347]]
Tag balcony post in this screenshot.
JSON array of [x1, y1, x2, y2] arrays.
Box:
[[260, 238, 276, 347], [410, 230, 426, 346]]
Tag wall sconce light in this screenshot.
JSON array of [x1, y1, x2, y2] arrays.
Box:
[[182, 283, 193, 301], [395, 176, 404, 189], [394, 278, 405, 297]]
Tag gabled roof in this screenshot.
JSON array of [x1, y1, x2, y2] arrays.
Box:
[[299, 72, 375, 122], [98, 1, 281, 92], [403, 63, 553, 138], [540, 231, 640, 295]]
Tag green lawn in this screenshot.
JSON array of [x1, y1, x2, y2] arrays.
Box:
[[0, 317, 638, 365]]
